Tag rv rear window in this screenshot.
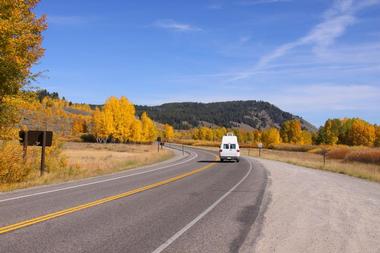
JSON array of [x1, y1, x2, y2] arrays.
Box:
[[223, 144, 229, 149], [230, 144, 236, 149]]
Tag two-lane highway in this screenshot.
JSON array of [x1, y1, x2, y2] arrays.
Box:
[[0, 146, 267, 253]]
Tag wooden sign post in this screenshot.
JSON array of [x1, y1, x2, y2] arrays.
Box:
[[20, 131, 53, 176]]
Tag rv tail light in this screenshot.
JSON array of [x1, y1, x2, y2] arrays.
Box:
[[219, 149, 222, 153], [237, 149, 240, 152]]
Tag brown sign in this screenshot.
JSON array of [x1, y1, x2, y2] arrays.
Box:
[[19, 131, 53, 147]]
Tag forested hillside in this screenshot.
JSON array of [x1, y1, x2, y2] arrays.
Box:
[[136, 101, 316, 131]]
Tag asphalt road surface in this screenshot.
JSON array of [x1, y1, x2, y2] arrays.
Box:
[[0, 146, 267, 253]]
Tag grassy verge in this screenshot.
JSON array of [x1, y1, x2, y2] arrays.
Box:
[[191, 145, 380, 183], [0, 142, 173, 192]]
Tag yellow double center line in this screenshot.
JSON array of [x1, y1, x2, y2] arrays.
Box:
[[0, 160, 216, 235]]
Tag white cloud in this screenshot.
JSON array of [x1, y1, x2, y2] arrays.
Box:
[[230, 0, 380, 80], [271, 84, 379, 110], [153, 19, 202, 32]]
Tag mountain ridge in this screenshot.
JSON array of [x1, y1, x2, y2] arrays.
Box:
[[135, 100, 317, 131]]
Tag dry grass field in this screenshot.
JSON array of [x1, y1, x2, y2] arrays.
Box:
[[62, 142, 173, 173], [0, 142, 173, 192]]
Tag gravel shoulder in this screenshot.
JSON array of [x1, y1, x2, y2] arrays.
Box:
[[243, 157, 380, 253]]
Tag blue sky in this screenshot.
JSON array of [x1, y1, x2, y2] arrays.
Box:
[[33, 0, 380, 127]]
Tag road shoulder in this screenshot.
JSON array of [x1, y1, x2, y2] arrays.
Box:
[[242, 157, 380, 253]]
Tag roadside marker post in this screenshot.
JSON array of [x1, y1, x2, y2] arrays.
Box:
[[321, 148, 328, 167], [257, 143, 263, 157], [182, 144, 184, 156], [19, 131, 53, 176], [157, 137, 161, 152]]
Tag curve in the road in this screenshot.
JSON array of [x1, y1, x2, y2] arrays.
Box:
[[0, 151, 217, 235]]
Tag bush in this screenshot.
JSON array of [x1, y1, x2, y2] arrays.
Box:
[[0, 141, 32, 183], [269, 143, 316, 152], [344, 149, 380, 164], [0, 136, 69, 186], [327, 147, 351, 159], [80, 133, 96, 143]]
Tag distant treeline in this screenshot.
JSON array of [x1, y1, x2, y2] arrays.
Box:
[[175, 118, 380, 148]]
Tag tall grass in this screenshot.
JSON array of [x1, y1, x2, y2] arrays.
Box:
[[345, 149, 380, 164]]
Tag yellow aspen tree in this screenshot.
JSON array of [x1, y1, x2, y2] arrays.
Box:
[[164, 124, 175, 141], [92, 108, 108, 142], [0, 0, 46, 99], [280, 119, 303, 144], [250, 130, 262, 145], [103, 96, 119, 140], [118, 96, 136, 142], [141, 112, 157, 142], [192, 128, 200, 140], [204, 127, 214, 141], [346, 118, 375, 146], [301, 130, 313, 145], [130, 119, 142, 143], [261, 128, 281, 147], [214, 127, 227, 140]]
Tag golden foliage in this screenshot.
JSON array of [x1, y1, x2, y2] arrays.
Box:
[[346, 119, 375, 146], [141, 112, 157, 142], [163, 124, 174, 141], [317, 118, 377, 147], [261, 128, 281, 147], [0, 141, 29, 183], [0, 0, 47, 99], [375, 126, 380, 147], [280, 119, 302, 144], [0, 136, 66, 184], [91, 97, 157, 143]]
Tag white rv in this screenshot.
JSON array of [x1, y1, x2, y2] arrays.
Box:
[[219, 133, 240, 162]]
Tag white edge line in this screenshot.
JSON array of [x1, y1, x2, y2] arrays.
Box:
[[151, 158, 253, 253], [0, 150, 198, 203]]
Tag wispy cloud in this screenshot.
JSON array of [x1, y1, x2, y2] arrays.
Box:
[[239, 0, 292, 5], [153, 19, 202, 32], [263, 84, 380, 111], [231, 0, 380, 80]]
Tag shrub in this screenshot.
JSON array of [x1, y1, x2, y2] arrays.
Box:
[[0, 141, 32, 183], [327, 147, 351, 159], [269, 143, 316, 152], [344, 149, 380, 164], [80, 133, 96, 143]]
